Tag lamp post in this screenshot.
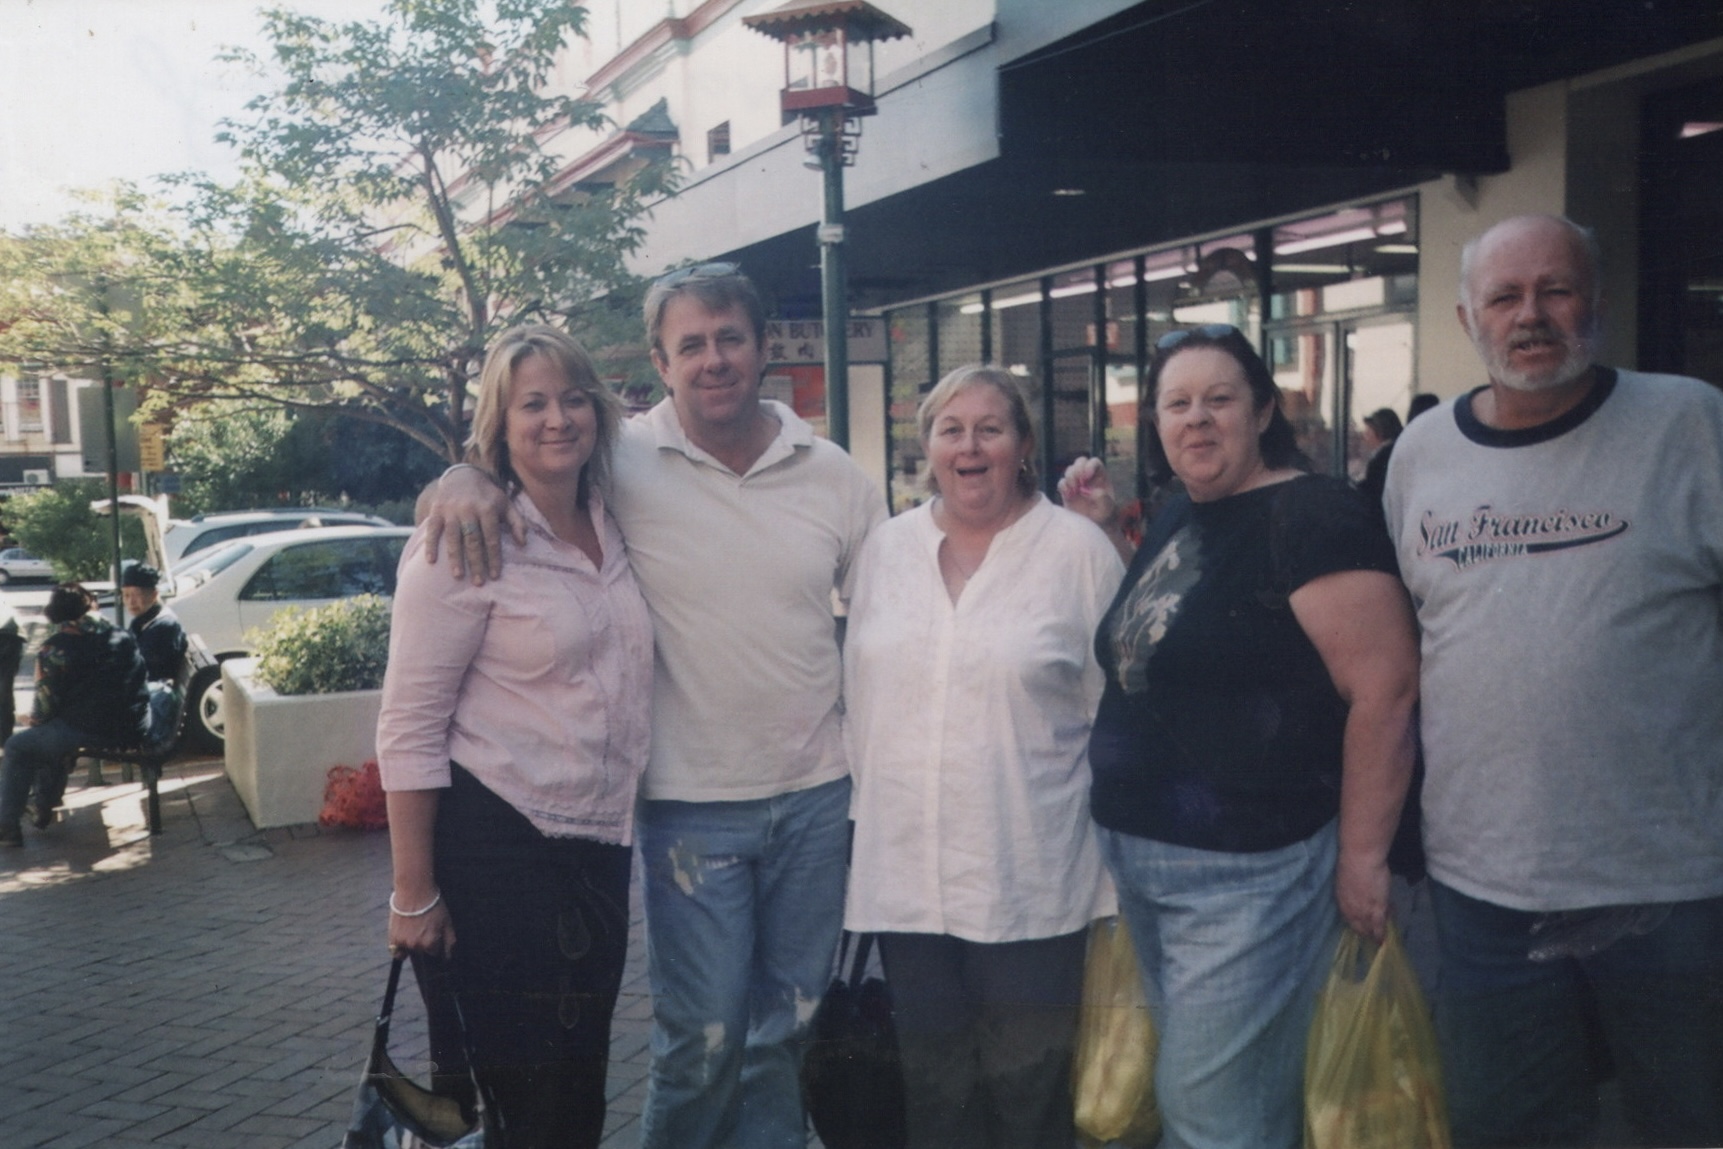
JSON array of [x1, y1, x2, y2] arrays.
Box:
[[744, 0, 910, 450]]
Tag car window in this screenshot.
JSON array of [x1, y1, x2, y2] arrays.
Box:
[[183, 522, 257, 559], [174, 541, 255, 589], [239, 537, 394, 602]]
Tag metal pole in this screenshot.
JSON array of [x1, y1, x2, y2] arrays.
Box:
[[817, 108, 850, 450], [97, 276, 123, 625]]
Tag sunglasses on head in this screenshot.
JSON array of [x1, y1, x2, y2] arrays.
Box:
[[654, 261, 741, 288], [1155, 323, 1242, 351]]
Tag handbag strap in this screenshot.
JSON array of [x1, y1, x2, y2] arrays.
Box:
[[373, 954, 407, 1050], [847, 932, 875, 986], [370, 954, 489, 1103]]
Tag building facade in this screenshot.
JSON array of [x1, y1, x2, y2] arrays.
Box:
[[448, 1, 1723, 504]]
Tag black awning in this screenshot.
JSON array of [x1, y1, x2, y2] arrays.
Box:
[[1001, 0, 1723, 174]]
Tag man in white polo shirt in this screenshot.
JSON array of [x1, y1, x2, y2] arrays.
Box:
[[425, 264, 885, 1149]]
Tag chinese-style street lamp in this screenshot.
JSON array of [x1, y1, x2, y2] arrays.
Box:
[[744, 0, 910, 449]]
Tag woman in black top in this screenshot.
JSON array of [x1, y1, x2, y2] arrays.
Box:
[[1060, 325, 1418, 1148]]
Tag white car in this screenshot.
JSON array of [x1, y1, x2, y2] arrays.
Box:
[[163, 508, 394, 567], [166, 525, 412, 752], [0, 548, 54, 584]]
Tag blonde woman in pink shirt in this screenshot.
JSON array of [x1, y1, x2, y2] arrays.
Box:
[[376, 326, 653, 1149]]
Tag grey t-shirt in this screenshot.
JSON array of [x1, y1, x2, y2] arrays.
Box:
[[1385, 368, 1723, 911]]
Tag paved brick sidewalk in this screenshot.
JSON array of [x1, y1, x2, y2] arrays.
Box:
[[0, 755, 655, 1148]]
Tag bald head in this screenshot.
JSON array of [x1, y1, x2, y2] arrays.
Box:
[[1459, 215, 1601, 314], [1457, 214, 1603, 395]]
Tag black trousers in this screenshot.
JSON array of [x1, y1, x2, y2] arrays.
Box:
[[416, 765, 632, 1149], [878, 929, 1088, 1149]]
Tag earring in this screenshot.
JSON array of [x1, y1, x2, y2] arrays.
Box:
[[1019, 458, 1031, 474]]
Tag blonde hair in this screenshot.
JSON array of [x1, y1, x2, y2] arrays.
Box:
[[916, 364, 1038, 499], [467, 325, 622, 503]]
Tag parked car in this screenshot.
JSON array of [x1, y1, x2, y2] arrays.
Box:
[[0, 548, 54, 584], [163, 508, 395, 567], [167, 525, 412, 752]]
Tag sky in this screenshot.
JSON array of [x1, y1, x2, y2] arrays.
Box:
[[0, 0, 384, 232]]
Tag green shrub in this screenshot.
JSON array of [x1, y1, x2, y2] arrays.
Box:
[[249, 595, 391, 695]]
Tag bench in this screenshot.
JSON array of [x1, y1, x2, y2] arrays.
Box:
[[69, 636, 215, 835]]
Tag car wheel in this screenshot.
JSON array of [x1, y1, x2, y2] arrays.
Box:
[[0, 570, 11, 585], [185, 665, 226, 755]]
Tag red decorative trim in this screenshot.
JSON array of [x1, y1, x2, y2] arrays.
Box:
[[583, 0, 747, 95]]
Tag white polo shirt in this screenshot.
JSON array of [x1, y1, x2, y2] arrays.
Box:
[[611, 398, 886, 802]]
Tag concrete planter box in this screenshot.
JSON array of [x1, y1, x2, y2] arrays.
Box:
[[222, 659, 382, 830]]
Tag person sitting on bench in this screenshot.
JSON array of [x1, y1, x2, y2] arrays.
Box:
[[0, 583, 149, 846], [122, 563, 187, 746]]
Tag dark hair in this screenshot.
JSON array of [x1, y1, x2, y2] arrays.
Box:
[[121, 562, 161, 590], [1363, 408, 1403, 442], [1407, 393, 1439, 422], [45, 583, 93, 624], [1140, 326, 1304, 485], [644, 263, 767, 357]]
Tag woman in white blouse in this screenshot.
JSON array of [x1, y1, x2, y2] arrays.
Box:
[[376, 326, 653, 1149], [843, 364, 1124, 1149]]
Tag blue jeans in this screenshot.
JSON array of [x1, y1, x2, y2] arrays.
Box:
[[1430, 880, 1723, 1148], [637, 777, 851, 1149], [0, 719, 92, 830], [1098, 821, 1340, 1149]]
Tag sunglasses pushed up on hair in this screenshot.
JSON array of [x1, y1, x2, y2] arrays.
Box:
[[653, 261, 741, 289], [1155, 323, 1244, 352]]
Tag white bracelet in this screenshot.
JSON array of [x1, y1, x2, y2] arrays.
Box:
[[441, 462, 494, 484], [389, 890, 442, 917]]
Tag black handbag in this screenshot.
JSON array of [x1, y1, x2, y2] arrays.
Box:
[[801, 931, 907, 1149], [342, 955, 499, 1149]]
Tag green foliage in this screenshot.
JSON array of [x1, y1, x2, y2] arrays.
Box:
[[0, 0, 670, 465], [250, 594, 392, 695], [7, 479, 150, 581]]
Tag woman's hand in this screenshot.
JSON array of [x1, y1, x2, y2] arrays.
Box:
[[417, 466, 524, 584], [1336, 848, 1391, 941], [1058, 457, 1135, 562], [1057, 456, 1118, 526], [388, 896, 456, 960]]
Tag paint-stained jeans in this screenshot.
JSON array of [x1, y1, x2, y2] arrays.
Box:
[[637, 777, 851, 1149]]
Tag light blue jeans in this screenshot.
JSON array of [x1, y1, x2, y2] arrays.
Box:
[[637, 777, 851, 1149], [1098, 821, 1340, 1149]]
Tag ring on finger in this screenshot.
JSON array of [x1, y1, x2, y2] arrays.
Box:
[[459, 523, 478, 537]]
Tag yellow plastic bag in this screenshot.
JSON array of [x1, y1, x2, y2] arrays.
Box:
[[1071, 917, 1161, 1147], [1304, 924, 1451, 1149]]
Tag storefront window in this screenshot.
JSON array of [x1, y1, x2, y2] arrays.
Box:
[[935, 295, 987, 375], [887, 308, 932, 510]]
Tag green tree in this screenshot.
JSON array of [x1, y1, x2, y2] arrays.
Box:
[[0, 0, 670, 461], [7, 479, 150, 582]]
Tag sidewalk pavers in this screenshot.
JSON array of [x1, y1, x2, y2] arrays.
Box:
[[0, 755, 656, 1148]]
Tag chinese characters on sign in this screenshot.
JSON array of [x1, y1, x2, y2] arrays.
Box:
[[763, 318, 888, 365]]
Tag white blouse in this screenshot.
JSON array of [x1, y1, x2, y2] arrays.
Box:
[[842, 496, 1124, 942]]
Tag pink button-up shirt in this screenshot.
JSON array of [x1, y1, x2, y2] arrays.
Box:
[[376, 492, 653, 845]]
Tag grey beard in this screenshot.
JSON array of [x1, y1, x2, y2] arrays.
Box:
[[1480, 333, 1598, 393]]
